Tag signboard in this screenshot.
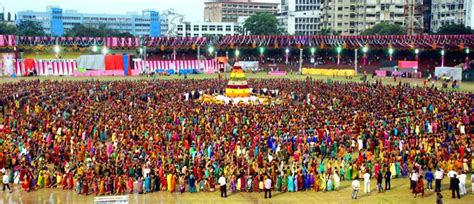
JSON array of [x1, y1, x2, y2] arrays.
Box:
[[94, 196, 129, 204], [235, 61, 259, 72], [398, 61, 418, 69], [435, 67, 463, 81]]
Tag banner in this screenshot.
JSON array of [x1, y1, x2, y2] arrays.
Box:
[[398, 61, 418, 69], [133, 60, 221, 74], [375, 70, 387, 77], [235, 61, 259, 72], [15, 59, 77, 76], [0, 53, 15, 76], [302, 68, 355, 76], [435, 67, 463, 81], [3, 34, 474, 49]]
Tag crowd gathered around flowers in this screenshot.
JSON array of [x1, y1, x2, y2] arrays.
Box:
[[0, 78, 472, 199]]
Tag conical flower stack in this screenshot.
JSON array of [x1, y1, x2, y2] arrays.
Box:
[[225, 66, 251, 98]]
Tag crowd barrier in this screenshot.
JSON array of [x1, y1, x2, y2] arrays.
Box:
[[302, 68, 355, 76], [72, 70, 140, 77], [268, 71, 287, 76]]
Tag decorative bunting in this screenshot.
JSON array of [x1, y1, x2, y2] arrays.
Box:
[[2, 34, 474, 50]]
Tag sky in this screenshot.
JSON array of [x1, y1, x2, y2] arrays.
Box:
[[2, 0, 279, 21]]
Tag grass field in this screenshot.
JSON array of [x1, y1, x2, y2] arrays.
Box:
[[1, 72, 473, 92]]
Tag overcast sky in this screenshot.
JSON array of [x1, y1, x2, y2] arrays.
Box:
[[2, 0, 279, 21]]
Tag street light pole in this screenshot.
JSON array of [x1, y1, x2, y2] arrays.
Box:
[[197, 46, 200, 61], [354, 49, 358, 75], [299, 48, 303, 74], [441, 49, 445, 67]]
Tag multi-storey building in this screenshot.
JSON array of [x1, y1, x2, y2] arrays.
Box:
[[320, 0, 406, 35], [430, 0, 473, 32], [16, 6, 161, 37], [172, 21, 239, 37], [204, 0, 279, 23], [277, 0, 322, 35]]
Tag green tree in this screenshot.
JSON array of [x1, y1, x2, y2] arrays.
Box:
[[436, 24, 472, 34], [319, 28, 339, 35], [17, 20, 46, 36], [65, 24, 135, 37], [113, 32, 134, 38], [65, 24, 107, 37], [0, 23, 17, 35], [243, 13, 281, 35], [361, 23, 406, 35]]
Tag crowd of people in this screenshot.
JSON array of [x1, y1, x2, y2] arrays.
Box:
[[0, 78, 472, 200]]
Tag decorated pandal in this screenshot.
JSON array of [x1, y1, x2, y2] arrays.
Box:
[[199, 66, 278, 105]]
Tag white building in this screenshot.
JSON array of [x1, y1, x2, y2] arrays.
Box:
[[277, 0, 322, 35], [174, 21, 239, 37], [467, 0, 474, 29], [161, 9, 239, 37], [278, 0, 407, 35], [431, 0, 472, 32]]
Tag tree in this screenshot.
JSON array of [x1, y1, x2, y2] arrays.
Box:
[[65, 24, 135, 37], [436, 24, 472, 34], [319, 28, 339, 36], [0, 23, 17, 35], [65, 24, 107, 37], [361, 23, 406, 35], [17, 20, 46, 36], [243, 13, 281, 35], [113, 32, 134, 38]]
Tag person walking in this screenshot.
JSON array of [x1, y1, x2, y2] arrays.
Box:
[[458, 171, 466, 196], [425, 169, 434, 191], [410, 170, 419, 192], [471, 173, 474, 194], [435, 168, 443, 192], [451, 174, 460, 199], [218, 174, 227, 198], [447, 169, 457, 190], [414, 175, 424, 198], [363, 171, 371, 194], [264, 176, 272, 199], [436, 192, 443, 204], [352, 178, 360, 199], [384, 168, 391, 191], [2, 170, 12, 193], [376, 171, 383, 192]]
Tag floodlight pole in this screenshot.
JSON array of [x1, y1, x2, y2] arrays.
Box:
[[197, 46, 200, 61], [354, 49, 358, 75], [299, 48, 303, 74]]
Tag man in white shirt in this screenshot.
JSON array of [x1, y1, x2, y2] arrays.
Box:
[[218, 174, 227, 198], [447, 169, 457, 190], [363, 172, 371, 194], [2, 171, 12, 193], [435, 168, 444, 192], [410, 170, 419, 190], [352, 178, 360, 199], [458, 171, 466, 196], [264, 176, 272, 199]]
